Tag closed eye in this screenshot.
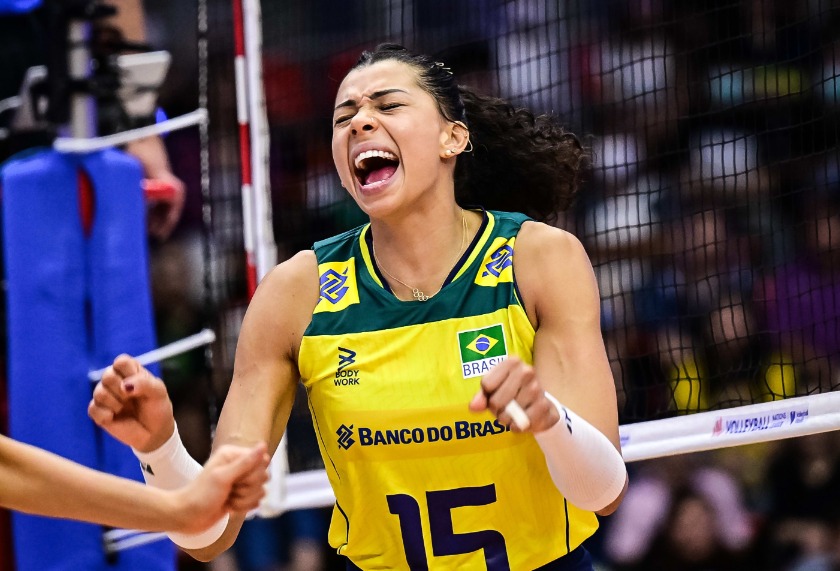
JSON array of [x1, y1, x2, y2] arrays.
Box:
[[333, 102, 404, 127]]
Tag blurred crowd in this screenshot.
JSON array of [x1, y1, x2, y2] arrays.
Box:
[[2, 0, 840, 570]]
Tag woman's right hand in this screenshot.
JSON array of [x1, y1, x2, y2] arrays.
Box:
[[171, 442, 270, 534], [88, 354, 175, 453]]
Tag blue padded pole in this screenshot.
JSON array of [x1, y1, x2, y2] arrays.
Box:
[[2, 148, 175, 570]]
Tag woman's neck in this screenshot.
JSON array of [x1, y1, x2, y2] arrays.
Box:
[[370, 203, 477, 300]]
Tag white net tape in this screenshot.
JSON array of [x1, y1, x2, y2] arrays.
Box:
[[619, 391, 840, 462], [280, 391, 840, 511]]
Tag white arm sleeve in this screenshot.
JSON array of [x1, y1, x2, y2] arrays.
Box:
[[133, 424, 229, 549], [533, 392, 627, 512]]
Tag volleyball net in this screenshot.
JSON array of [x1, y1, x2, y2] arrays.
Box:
[[192, 0, 840, 511]]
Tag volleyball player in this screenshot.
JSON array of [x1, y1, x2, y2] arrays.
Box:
[[0, 433, 269, 534], [89, 44, 628, 569]]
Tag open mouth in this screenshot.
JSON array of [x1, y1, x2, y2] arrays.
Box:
[[354, 150, 400, 188]]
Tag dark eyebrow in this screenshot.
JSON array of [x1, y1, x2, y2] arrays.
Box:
[[334, 88, 408, 111]]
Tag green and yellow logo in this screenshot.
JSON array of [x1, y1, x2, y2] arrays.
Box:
[[457, 324, 508, 378]]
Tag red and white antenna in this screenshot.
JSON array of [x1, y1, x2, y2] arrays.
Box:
[[232, 0, 286, 517], [232, 0, 276, 295]]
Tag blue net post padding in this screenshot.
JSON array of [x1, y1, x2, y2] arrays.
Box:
[[2, 148, 175, 571]]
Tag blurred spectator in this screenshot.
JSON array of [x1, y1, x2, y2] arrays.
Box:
[[232, 508, 332, 571], [582, 133, 663, 416], [636, 194, 763, 413], [631, 488, 750, 570], [817, 41, 840, 108], [683, 129, 772, 207], [705, 289, 766, 406], [584, 33, 687, 154], [753, 433, 840, 571], [604, 454, 754, 569], [756, 183, 840, 395], [494, 0, 577, 116], [589, 132, 645, 191]]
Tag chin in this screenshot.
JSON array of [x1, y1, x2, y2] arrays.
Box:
[[355, 194, 408, 221]]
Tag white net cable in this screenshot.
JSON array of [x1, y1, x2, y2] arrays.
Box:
[[277, 391, 840, 511]]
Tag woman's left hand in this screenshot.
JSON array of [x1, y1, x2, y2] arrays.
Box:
[[468, 357, 560, 433]]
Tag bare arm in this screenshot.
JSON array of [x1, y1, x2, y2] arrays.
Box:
[[185, 250, 320, 561], [517, 222, 627, 514], [0, 434, 268, 533], [470, 222, 628, 515], [517, 223, 621, 446]]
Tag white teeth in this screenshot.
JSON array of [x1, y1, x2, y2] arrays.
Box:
[[354, 149, 397, 169]]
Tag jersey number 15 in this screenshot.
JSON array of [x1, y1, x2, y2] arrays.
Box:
[[387, 483, 510, 570]]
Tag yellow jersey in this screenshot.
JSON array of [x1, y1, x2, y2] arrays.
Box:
[[298, 210, 598, 570]]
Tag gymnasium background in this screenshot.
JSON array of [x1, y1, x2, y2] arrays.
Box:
[[2, 0, 840, 570]]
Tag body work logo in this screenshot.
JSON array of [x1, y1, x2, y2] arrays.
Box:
[[337, 424, 355, 449], [314, 260, 360, 313], [458, 324, 508, 378], [335, 347, 360, 386], [712, 406, 809, 437]]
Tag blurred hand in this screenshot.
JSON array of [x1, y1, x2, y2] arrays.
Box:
[[144, 172, 186, 241], [172, 443, 270, 534], [468, 357, 559, 433], [88, 355, 175, 453], [125, 135, 186, 241]]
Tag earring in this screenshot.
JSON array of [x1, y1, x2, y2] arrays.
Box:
[[445, 149, 453, 156]]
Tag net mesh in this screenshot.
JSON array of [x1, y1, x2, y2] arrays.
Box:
[[258, 0, 839, 418], [200, 0, 840, 469]]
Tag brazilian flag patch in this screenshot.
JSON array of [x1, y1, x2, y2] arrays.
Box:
[[457, 324, 508, 378]]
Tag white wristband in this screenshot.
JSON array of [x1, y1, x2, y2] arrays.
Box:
[[534, 392, 627, 512], [132, 424, 229, 549]]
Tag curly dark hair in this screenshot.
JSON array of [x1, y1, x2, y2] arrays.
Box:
[[352, 44, 588, 222]]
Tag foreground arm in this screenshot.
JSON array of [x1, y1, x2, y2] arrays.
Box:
[[0, 434, 268, 533], [470, 222, 628, 515], [89, 250, 319, 559], [184, 250, 319, 560]]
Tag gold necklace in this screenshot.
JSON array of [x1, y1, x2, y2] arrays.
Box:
[[373, 210, 467, 302]]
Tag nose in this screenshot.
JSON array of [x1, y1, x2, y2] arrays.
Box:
[[350, 111, 377, 136]]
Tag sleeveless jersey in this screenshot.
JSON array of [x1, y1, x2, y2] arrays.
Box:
[[298, 210, 598, 570]]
